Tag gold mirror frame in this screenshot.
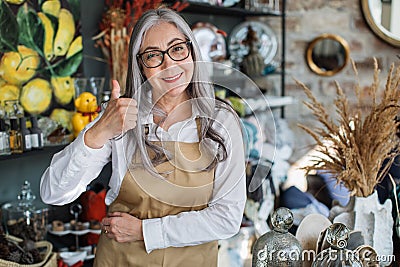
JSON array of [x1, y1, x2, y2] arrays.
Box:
[[361, 0, 400, 47], [306, 34, 350, 77]]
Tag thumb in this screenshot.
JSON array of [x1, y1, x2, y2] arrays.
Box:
[[111, 80, 121, 100]]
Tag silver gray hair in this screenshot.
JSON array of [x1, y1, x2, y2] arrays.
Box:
[[124, 8, 235, 177]]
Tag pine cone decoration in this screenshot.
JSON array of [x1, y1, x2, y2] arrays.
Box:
[[7, 250, 22, 263], [0, 233, 43, 264], [30, 248, 42, 263], [21, 251, 34, 264], [23, 239, 36, 251], [9, 220, 37, 241], [0, 233, 7, 244], [0, 243, 10, 259]]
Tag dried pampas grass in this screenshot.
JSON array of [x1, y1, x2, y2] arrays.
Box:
[[296, 59, 400, 197]]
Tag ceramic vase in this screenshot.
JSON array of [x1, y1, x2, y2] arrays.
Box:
[[330, 190, 393, 266]]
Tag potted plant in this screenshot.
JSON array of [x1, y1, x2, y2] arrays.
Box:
[[296, 59, 400, 264]]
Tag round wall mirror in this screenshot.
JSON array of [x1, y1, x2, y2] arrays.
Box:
[[306, 34, 350, 76], [361, 0, 400, 47]]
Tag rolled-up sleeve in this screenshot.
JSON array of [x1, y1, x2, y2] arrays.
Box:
[[40, 126, 112, 205]]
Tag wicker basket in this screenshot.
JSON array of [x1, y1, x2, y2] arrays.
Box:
[[41, 253, 56, 267], [0, 235, 53, 267]]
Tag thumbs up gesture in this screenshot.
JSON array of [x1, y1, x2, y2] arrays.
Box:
[[84, 80, 138, 148]]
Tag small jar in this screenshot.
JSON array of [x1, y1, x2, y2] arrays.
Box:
[[252, 207, 302, 266], [2, 181, 48, 241]]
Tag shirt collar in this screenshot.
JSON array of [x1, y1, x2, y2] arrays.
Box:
[[138, 89, 201, 125]]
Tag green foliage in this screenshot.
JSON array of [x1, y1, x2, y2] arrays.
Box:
[[0, 0, 19, 52], [66, 0, 80, 22], [53, 51, 82, 76], [17, 4, 44, 55]]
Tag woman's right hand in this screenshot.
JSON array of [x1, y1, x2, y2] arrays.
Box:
[[84, 80, 138, 149]]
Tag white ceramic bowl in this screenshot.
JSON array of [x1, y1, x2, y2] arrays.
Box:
[[59, 251, 87, 266]]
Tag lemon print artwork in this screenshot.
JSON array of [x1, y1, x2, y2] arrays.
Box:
[[51, 76, 75, 105], [50, 108, 73, 131], [41, 0, 61, 18], [0, 46, 40, 86], [0, 84, 20, 104], [20, 78, 52, 114], [4, 0, 26, 5]]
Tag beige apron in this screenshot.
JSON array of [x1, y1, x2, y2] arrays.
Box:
[[94, 120, 218, 267]]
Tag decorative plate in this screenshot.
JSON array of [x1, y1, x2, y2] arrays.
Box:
[[228, 21, 278, 66], [191, 22, 227, 62], [222, 0, 240, 7]]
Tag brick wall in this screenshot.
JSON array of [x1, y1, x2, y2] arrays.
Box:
[[271, 0, 400, 161]]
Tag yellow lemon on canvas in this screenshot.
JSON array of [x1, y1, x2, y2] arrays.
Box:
[[0, 45, 40, 85], [51, 76, 75, 105], [5, 0, 26, 4], [20, 78, 52, 114], [0, 84, 20, 105]]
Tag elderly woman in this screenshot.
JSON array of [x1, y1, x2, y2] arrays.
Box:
[[40, 8, 246, 267]]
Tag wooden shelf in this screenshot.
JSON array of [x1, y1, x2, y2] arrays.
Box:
[[0, 145, 66, 161]]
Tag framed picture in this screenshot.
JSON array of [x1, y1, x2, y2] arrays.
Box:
[[0, 0, 82, 130]]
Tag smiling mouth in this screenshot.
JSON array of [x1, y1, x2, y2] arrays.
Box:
[[162, 73, 182, 83]]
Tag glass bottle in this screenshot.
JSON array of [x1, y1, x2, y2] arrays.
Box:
[[99, 90, 111, 112], [1, 181, 48, 241], [4, 100, 24, 119], [312, 223, 363, 267], [0, 101, 5, 118], [0, 118, 11, 155], [30, 116, 43, 149], [9, 118, 23, 154], [19, 117, 32, 152], [252, 207, 302, 266], [89, 76, 105, 104]]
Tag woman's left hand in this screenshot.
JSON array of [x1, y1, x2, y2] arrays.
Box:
[[101, 212, 143, 242]]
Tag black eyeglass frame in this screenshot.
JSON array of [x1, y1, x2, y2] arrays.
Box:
[[137, 41, 192, 68]]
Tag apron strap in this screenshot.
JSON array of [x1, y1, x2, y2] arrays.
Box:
[[134, 118, 202, 165], [195, 116, 202, 140]]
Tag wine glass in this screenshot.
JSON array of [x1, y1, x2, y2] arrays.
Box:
[[89, 77, 105, 104], [73, 78, 88, 99]]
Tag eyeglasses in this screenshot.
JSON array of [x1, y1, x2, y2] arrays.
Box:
[[137, 41, 192, 68]]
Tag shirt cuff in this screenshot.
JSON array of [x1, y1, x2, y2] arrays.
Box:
[[71, 130, 110, 163], [142, 218, 164, 253]]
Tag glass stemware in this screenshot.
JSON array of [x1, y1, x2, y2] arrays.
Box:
[[89, 77, 105, 104], [73, 78, 88, 100], [73, 77, 105, 106]]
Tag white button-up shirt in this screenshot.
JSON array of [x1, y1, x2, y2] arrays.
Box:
[[40, 107, 246, 253]]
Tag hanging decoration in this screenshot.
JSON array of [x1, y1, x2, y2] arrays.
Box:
[[92, 0, 162, 92]]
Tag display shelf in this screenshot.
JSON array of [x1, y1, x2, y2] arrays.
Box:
[[212, 71, 282, 87], [59, 248, 95, 263], [244, 95, 294, 115], [172, 1, 282, 17], [47, 222, 101, 236], [173, 0, 287, 118], [264, 95, 294, 108], [0, 145, 66, 161]]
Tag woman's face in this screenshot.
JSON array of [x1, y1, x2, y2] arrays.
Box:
[[139, 22, 194, 100]]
